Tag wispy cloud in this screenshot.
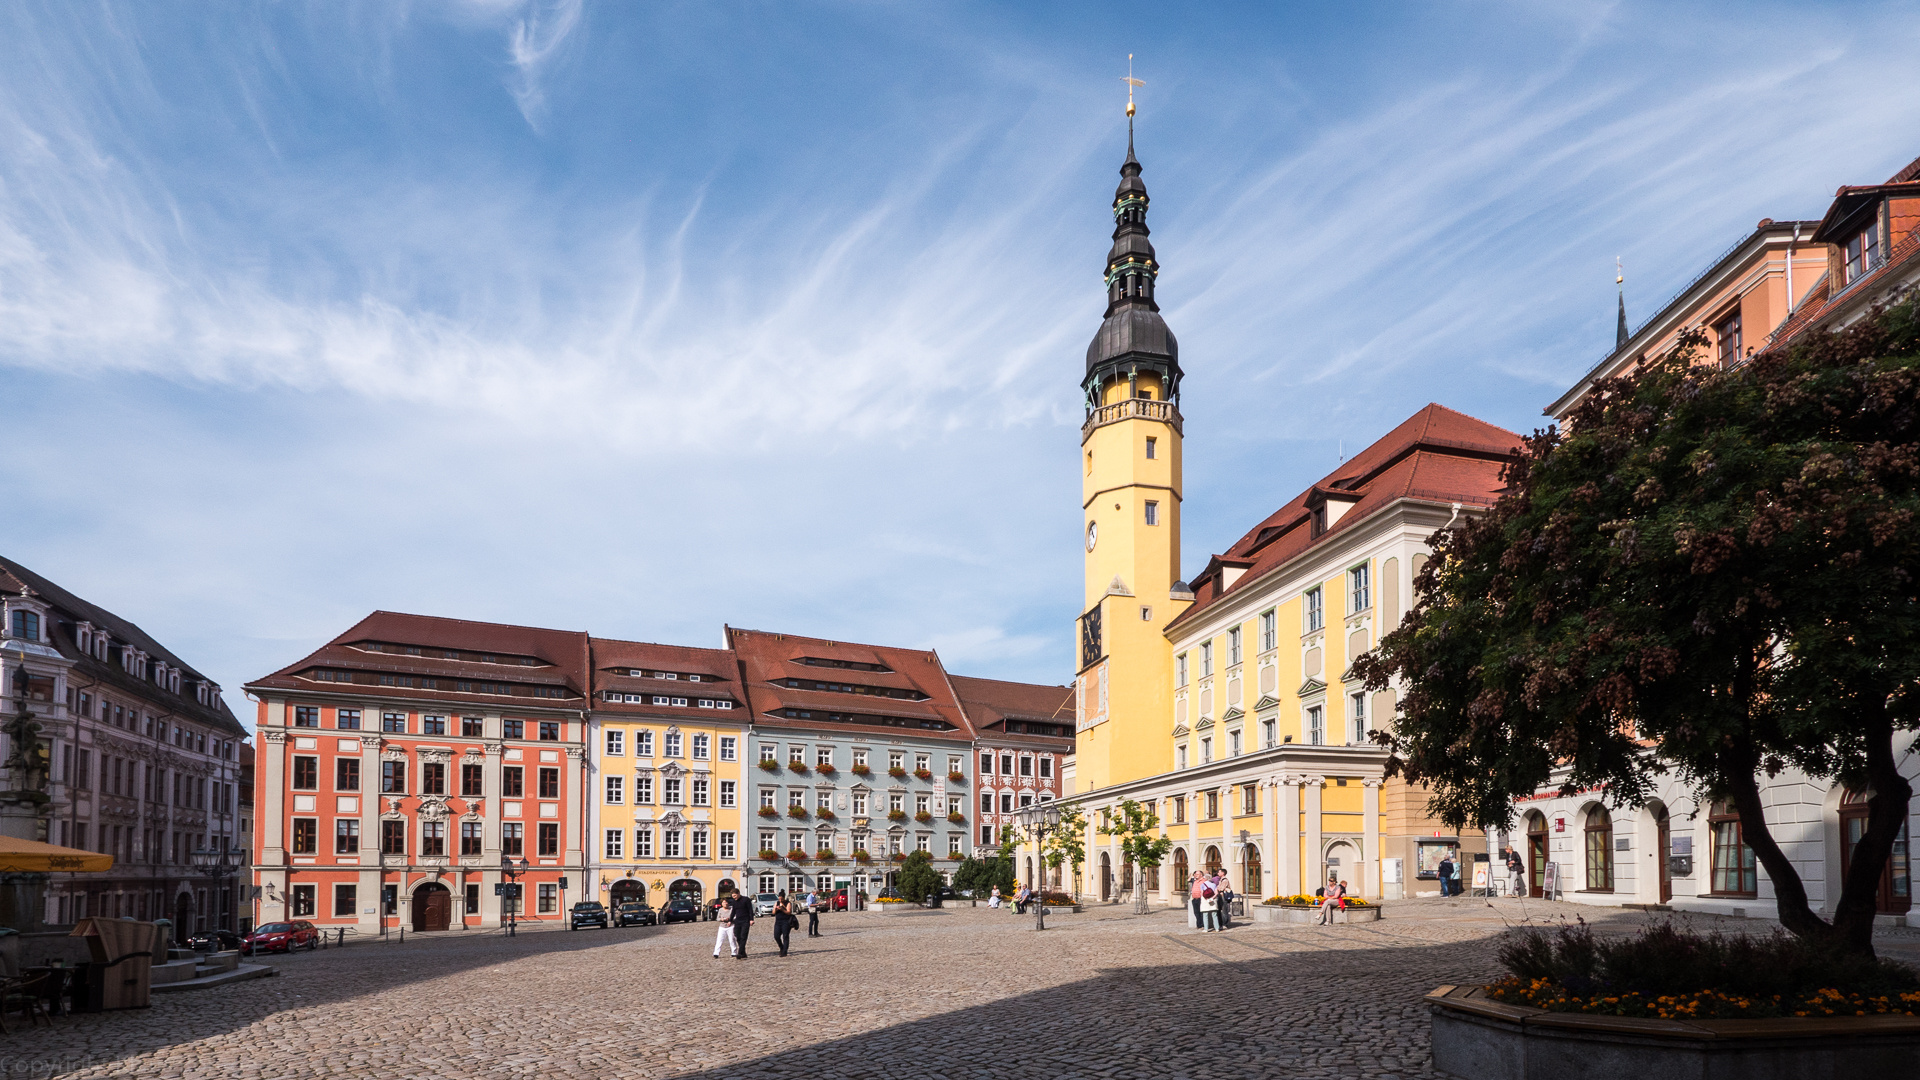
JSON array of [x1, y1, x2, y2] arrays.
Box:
[[502, 0, 582, 127]]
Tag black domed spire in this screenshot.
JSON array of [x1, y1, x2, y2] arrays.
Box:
[[1084, 118, 1180, 410]]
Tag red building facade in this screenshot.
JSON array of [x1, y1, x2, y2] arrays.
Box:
[[246, 612, 590, 932]]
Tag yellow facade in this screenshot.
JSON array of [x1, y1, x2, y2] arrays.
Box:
[[590, 716, 749, 906]]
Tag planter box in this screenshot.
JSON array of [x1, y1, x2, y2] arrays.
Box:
[[1252, 903, 1381, 925], [1427, 984, 1920, 1080], [870, 903, 916, 915]]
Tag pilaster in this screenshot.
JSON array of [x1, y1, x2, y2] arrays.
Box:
[[1362, 778, 1382, 899], [1302, 775, 1325, 892]]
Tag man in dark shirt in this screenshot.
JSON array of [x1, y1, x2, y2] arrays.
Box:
[[730, 891, 755, 958], [1437, 854, 1456, 897]]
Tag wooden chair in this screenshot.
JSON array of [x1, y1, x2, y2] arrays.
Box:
[[0, 971, 56, 1033]]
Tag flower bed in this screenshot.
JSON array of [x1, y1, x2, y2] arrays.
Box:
[[1263, 894, 1372, 907], [1253, 901, 1379, 924], [1485, 977, 1920, 1020]]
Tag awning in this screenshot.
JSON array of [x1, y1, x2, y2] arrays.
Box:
[[0, 835, 114, 873]]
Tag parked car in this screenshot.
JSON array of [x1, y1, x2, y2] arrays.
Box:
[[568, 902, 609, 930], [830, 888, 851, 912], [615, 902, 655, 927], [242, 921, 319, 954], [753, 892, 778, 917], [189, 928, 245, 952], [706, 897, 730, 921], [661, 897, 703, 924]]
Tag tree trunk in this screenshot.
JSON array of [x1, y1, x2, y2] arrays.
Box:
[[1723, 742, 1830, 943], [1830, 704, 1911, 957]]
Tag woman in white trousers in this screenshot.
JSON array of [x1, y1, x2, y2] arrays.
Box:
[[713, 900, 736, 957]]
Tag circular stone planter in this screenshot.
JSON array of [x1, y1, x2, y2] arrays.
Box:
[[1427, 984, 1920, 1080], [1252, 903, 1381, 925]]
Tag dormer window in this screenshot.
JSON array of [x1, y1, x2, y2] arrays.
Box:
[[1310, 504, 1327, 537], [9, 610, 38, 641], [1843, 224, 1880, 284]]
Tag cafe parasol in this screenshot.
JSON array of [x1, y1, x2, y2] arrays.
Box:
[[0, 835, 112, 873]]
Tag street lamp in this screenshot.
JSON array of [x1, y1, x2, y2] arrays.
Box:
[[190, 842, 246, 933], [1013, 802, 1062, 932], [500, 856, 529, 936]]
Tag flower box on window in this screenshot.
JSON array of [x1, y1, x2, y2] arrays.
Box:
[[946, 812, 966, 825], [756, 848, 781, 860], [814, 849, 837, 863], [887, 809, 907, 822], [785, 849, 810, 863], [947, 771, 965, 784], [913, 810, 934, 824], [787, 806, 809, 820], [913, 768, 933, 781], [851, 849, 873, 864], [787, 761, 810, 775], [815, 809, 837, 821], [758, 759, 782, 773], [887, 766, 907, 779], [851, 764, 871, 776], [815, 763, 836, 776], [757, 807, 780, 818]]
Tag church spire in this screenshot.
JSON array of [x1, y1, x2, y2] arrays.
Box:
[[1083, 63, 1180, 411], [1616, 257, 1629, 350]]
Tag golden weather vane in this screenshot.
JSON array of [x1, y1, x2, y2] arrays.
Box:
[[1617, 256, 1624, 285], [1122, 53, 1143, 117]]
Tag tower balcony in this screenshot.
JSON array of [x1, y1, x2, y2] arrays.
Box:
[[1082, 398, 1183, 443]]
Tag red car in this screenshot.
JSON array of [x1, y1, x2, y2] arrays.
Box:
[[830, 888, 851, 912], [242, 920, 320, 954]]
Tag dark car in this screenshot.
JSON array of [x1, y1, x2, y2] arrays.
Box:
[[615, 902, 655, 927], [661, 897, 703, 924], [569, 902, 609, 930], [706, 897, 730, 921], [189, 929, 245, 953], [242, 921, 319, 954]]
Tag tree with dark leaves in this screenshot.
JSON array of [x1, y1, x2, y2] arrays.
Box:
[[1355, 298, 1920, 957]]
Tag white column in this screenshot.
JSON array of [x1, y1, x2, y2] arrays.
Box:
[[1279, 776, 1301, 895], [564, 745, 585, 869], [481, 742, 503, 927], [358, 736, 382, 935], [260, 731, 287, 862], [1303, 776, 1325, 892], [1362, 778, 1382, 899], [1262, 776, 1280, 900]]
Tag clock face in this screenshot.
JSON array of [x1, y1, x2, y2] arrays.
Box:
[[1086, 520, 1098, 552]]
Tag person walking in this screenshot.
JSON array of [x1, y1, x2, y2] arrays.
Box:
[[1437, 852, 1456, 898], [712, 890, 737, 958], [1317, 878, 1346, 925], [1505, 848, 1526, 897], [805, 889, 821, 937], [729, 888, 755, 959], [772, 892, 795, 957]]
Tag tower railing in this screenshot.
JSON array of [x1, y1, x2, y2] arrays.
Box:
[[1082, 398, 1183, 441]]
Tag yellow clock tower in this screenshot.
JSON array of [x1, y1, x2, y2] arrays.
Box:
[[1074, 112, 1190, 793]]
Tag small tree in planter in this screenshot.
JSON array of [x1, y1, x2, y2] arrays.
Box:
[[757, 759, 782, 773], [787, 760, 810, 775], [1040, 805, 1088, 900], [887, 765, 908, 779], [913, 810, 934, 824], [886, 809, 907, 822], [1113, 799, 1173, 913], [787, 806, 809, 820]]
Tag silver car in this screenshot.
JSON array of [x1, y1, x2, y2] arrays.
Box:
[[754, 892, 778, 917]]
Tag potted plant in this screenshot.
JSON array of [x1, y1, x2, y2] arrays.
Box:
[[851, 849, 872, 864], [850, 762, 871, 777], [814, 848, 837, 863], [913, 767, 933, 781], [815, 808, 837, 822], [944, 851, 964, 862], [887, 809, 907, 822], [756, 806, 780, 819], [757, 759, 781, 773], [786, 848, 810, 863], [787, 806, 809, 820], [787, 760, 810, 775], [913, 810, 934, 824], [756, 848, 780, 860], [887, 765, 907, 779], [815, 762, 837, 776], [946, 811, 966, 824], [947, 770, 965, 783]]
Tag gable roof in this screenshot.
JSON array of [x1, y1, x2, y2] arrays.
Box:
[[588, 637, 745, 716], [948, 674, 1074, 747], [1167, 404, 1521, 632], [724, 626, 978, 743]]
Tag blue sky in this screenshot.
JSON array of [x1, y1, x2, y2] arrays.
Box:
[[5, 1, 1918, 720]]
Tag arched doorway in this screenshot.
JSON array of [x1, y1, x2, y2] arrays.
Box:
[[1324, 840, 1357, 891], [1525, 811, 1549, 898], [412, 883, 452, 931], [667, 878, 704, 904], [1120, 855, 1134, 895], [1243, 844, 1262, 897], [1172, 847, 1189, 888], [609, 879, 646, 905], [173, 891, 193, 944], [1583, 805, 1614, 892], [714, 878, 737, 899], [1099, 852, 1112, 901], [1203, 845, 1222, 875]]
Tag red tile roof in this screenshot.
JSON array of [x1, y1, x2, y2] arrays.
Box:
[[245, 610, 592, 708], [948, 674, 1074, 748], [588, 637, 746, 716], [724, 627, 978, 742], [1168, 404, 1521, 632]]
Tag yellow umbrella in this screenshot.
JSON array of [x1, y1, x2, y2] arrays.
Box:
[[0, 835, 113, 873]]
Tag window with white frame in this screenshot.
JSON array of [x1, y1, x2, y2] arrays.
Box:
[[692, 828, 709, 859], [664, 778, 682, 804], [635, 730, 654, 756], [1228, 729, 1242, 757], [719, 780, 736, 807], [817, 746, 834, 767], [760, 787, 776, 809], [664, 732, 683, 757], [719, 736, 736, 761], [1039, 757, 1053, 779], [949, 834, 963, 855], [1176, 744, 1188, 770], [718, 831, 735, 860], [916, 835, 931, 853], [1307, 704, 1325, 745], [760, 743, 778, 763], [1228, 626, 1242, 666], [1263, 717, 1277, 749], [816, 790, 832, 811], [1200, 641, 1213, 677], [1176, 654, 1187, 687], [1349, 564, 1370, 613], [692, 734, 710, 759], [1260, 610, 1276, 652], [852, 792, 868, 815], [605, 775, 624, 804], [1305, 587, 1324, 632], [634, 775, 653, 804], [1200, 737, 1212, 763], [692, 778, 709, 806], [663, 829, 682, 858], [1349, 691, 1367, 745], [605, 828, 624, 859], [605, 729, 624, 756], [634, 827, 653, 857]]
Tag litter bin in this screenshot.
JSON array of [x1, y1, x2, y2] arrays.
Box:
[[70, 919, 155, 1010]]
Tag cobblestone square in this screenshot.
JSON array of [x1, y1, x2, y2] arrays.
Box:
[[14, 899, 1919, 1080]]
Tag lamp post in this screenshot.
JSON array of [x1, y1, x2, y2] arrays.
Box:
[[1014, 803, 1062, 931], [500, 856, 529, 936], [189, 842, 246, 933]]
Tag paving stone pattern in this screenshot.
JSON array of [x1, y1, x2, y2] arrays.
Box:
[[10, 899, 1916, 1079]]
